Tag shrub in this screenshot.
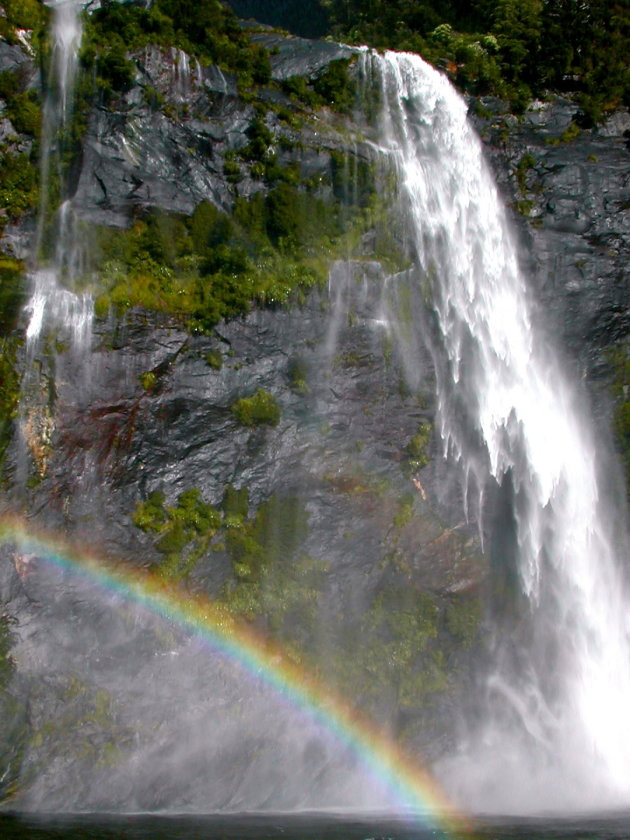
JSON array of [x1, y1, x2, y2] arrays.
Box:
[[96, 40, 136, 94], [0, 70, 42, 136], [91, 160, 374, 332], [0, 337, 20, 468], [221, 483, 249, 526], [0, 153, 38, 221], [312, 59, 355, 113], [404, 422, 432, 472], [133, 487, 221, 581], [287, 357, 309, 394], [2, 0, 45, 31], [204, 349, 223, 370], [84, 0, 272, 89], [231, 388, 281, 427], [0, 257, 25, 332], [139, 371, 157, 391], [6, 90, 41, 136]]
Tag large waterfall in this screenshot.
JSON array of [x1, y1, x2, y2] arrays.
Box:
[[369, 51, 630, 812]]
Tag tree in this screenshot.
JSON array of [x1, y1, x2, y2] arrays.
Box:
[[491, 0, 542, 85]]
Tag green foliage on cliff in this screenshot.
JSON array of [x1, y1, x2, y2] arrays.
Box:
[[282, 58, 356, 114], [0, 69, 41, 136], [0, 0, 47, 42], [94, 159, 374, 330], [93, 193, 322, 329], [221, 493, 315, 630], [0, 612, 23, 805], [0, 258, 24, 469], [0, 336, 20, 462], [231, 388, 281, 427], [404, 422, 432, 474], [133, 484, 317, 634], [0, 614, 15, 687], [133, 488, 221, 581], [131, 477, 482, 729], [323, 0, 629, 119], [607, 345, 630, 497], [0, 151, 38, 222], [0, 69, 41, 224], [81, 0, 271, 95]]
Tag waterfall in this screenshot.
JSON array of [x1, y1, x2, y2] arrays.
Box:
[[25, 0, 92, 353], [366, 51, 630, 813]]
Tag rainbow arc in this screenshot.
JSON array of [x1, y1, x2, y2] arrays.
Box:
[[0, 513, 468, 836]]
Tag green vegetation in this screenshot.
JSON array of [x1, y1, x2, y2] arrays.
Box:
[[27, 675, 134, 793], [93, 156, 377, 330], [287, 357, 309, 394], [204, 348, 223, 370], [0, 70, 41, 226], [0, 151, 38, 222], [516, 152, 536, 195], [139, 371, 157, 392], [133, 485, 320, 643], [0, 258, 24, 471], [0, 615, 15, 693], [607, 345, 630, 498], [445, 595, 484, 649], [282, 58, 356, 114], [133, 488, 221, 581], [0, 0, 48, 43], [0, 338, 21, 468], [515, 199, 535, 217], [393, 492, 415, 529], [323, 0, 629, 120], [131, 479, 483, 730], [221, 493, 312, 622], [0, 257, 24, 333], [404, 422, 432, 474], [323, 584, 450, 719], [0, 613, 25, 805], [231, 388, 280, 427], [81, 0, 271, 96], [0, 70, 41, 137]]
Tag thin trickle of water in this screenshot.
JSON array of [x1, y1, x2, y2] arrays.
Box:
[[365, 50, 630, 812], [26, 0, 93, 353], [37, 0, 82, 220], [171, 47, 191, 102]]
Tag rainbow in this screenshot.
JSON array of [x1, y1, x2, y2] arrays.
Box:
[[0, 512, 468, 835]]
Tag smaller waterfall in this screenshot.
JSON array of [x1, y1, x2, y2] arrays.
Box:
[[26, 0, 93, 353], [365, 51, 630, 813], [171, 47, 191, 103]]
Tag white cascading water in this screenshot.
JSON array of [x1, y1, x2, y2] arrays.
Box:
[[366, 51, 630, 813], [25, 0, 92, 353]]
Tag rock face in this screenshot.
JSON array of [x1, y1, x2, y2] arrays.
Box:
[[472, 97, 629, 386], [72, 40, 355, 229], [0, 24, 627, 810], [4, 262, 486, 809]]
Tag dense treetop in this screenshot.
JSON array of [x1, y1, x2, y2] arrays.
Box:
[[226, 0, 629, 121], [322, 0, 629, 120]]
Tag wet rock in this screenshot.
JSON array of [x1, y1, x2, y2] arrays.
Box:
[[71, 42, 353, 228], [0, 40, 32, 74], [250, 31, 356, 80], [473, 97, 629, 383]]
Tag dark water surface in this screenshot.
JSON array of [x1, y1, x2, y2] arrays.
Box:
[[3, 812, 630, 840]]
